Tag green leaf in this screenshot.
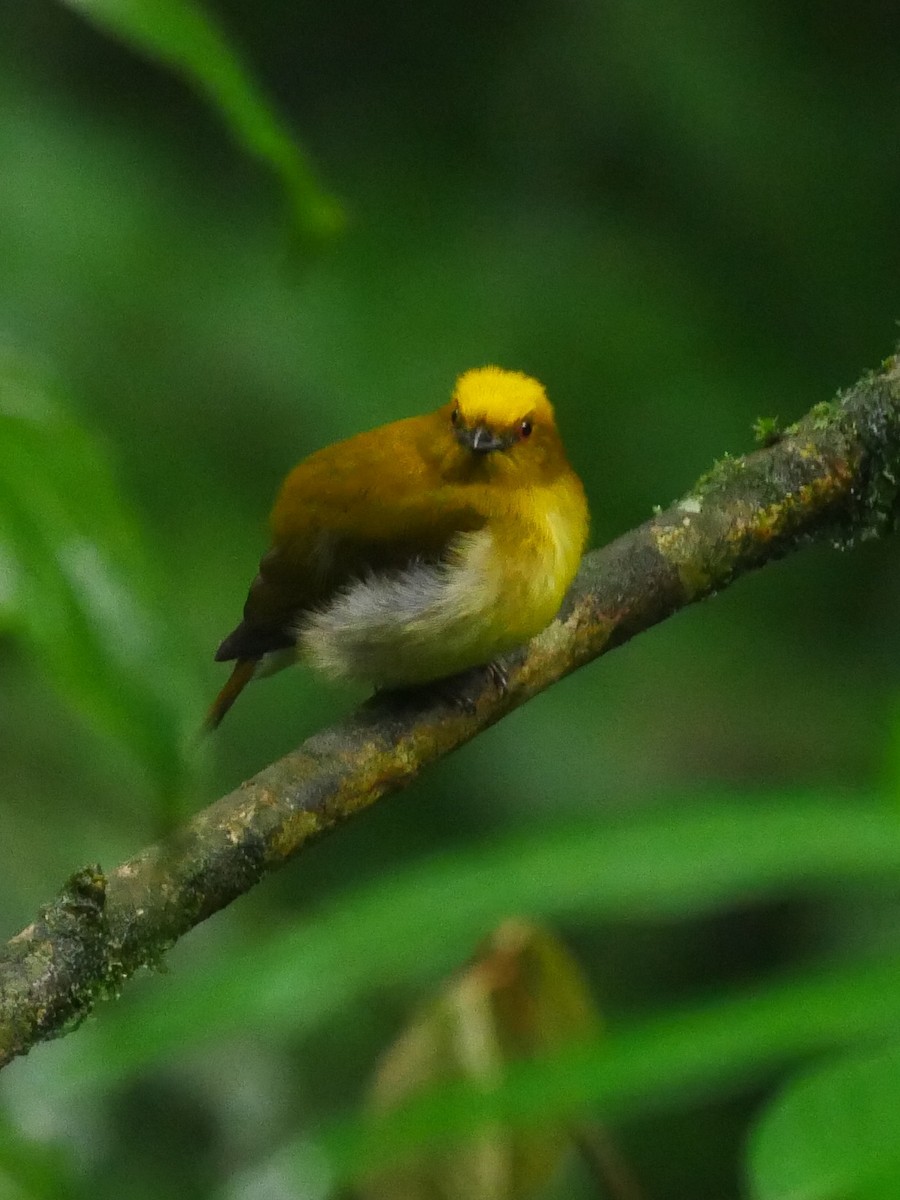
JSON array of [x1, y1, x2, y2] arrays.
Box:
[[59, 0, 344, 242], [317, 957, 900, 1185], [71, 795, 900, 1080], [747, 1042, 900, 1200], [0, 349, 202, 800]]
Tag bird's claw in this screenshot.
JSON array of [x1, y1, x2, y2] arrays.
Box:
[[372, 660, 509, 715], [436, 660, 509, 713]]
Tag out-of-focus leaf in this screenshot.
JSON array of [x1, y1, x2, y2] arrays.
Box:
[[59, 0, 344, 242], [747, 1042, 900, 1200], [361, 920, 600, 1200], [0, 349, 202, 800], [0, 1113, 85, 1200], [319, 956, 900, 1185], [71, 796, 900, 1081], [881, 703, 900, 807]]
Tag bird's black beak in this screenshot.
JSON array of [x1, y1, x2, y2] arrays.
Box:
[[457, 424, 508, 454]]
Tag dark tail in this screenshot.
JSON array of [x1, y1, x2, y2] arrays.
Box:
[[203, 658, 258, 732]]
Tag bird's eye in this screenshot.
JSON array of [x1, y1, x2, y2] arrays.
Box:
[[451, 406, 462, 427], [519, 418, 533, 438]]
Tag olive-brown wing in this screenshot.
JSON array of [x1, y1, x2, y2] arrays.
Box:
[[215, 415, 486, 662]]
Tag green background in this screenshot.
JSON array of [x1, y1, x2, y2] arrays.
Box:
[[1, 1, 899, 1197]]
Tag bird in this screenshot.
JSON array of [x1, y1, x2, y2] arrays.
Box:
[[205, 366, 589, 729]]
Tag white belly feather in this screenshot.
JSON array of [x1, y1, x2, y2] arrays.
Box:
[[296, 491, 581, 688], [296, 530, 502, 686]]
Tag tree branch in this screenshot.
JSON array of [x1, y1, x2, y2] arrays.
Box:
[[2, 353, 899, 1068]]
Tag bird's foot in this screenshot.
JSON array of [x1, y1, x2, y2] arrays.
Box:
[[371, 660, 509, 716], [431, 660, 509, 714]]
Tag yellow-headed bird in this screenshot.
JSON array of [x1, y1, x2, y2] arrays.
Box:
[[207, 366, 588, 728]]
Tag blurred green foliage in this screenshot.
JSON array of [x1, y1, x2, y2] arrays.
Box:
[[60, 0, 344, 242], [325, 952, 900, 1187], [1, 0, 899, 1198], [60, 797, 900, 1085], [0, 1112, 86, 1200], [748, 1043, 900, 1200], [0, 349, 202, 803]]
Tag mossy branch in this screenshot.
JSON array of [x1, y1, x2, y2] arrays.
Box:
[[2, 353, 899, 1068]]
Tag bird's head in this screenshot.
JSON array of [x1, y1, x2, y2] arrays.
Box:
[[444, 366, 563, 477]]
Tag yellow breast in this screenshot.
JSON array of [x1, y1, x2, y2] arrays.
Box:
[[298, 475, 588, 687]]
